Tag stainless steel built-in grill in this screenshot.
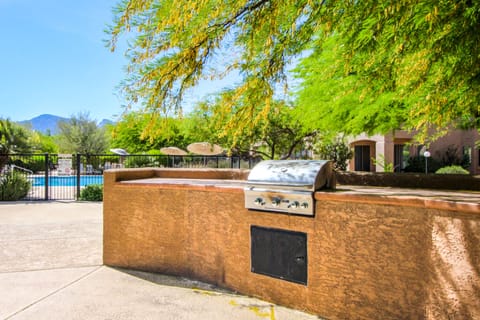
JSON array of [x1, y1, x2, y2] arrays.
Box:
[[244, 160, 334, 216]]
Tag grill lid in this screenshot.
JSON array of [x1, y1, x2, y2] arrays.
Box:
[[246, 160, 332, 191], [245, 160, 334, 216]]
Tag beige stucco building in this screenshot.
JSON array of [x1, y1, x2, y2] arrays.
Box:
[[347, 129, 480, 175]]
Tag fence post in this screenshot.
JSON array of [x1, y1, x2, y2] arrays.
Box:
[[76, 154, 81, 200], [44, 153, 49, 200]]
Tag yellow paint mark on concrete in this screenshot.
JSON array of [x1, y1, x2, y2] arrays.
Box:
[[229, 300, 275, 319], [192, 287, 221, 296]]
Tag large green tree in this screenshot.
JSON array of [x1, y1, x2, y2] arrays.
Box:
[[108, 0, 480, 143], [57, 113, 109, 154], [296, 1, 480, 142], [107, 0, 321, 140], [293, 36, 407, 138]]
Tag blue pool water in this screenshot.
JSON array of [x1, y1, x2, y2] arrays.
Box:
[[30, 175, 103, 187]]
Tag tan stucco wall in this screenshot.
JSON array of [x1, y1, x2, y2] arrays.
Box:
[[103, 169, 480, 320], [349, 129, 480, 174], [428, 129, 480, 174]]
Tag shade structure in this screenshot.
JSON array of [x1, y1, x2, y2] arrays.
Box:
[[187, 142, 224, 155], [110, 148, 129, 155], [160, 147, 188, 156]]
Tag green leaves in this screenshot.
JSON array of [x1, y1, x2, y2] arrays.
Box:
[[296, 0, 480, 143]]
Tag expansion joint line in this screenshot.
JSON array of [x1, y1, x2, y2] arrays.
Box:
[[4, 266, 102, 319]]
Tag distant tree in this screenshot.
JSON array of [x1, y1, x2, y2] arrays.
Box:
[[38, 134, 59, 153], [181, 107, 211, 144], [314, 137, 353, 171], [195, 94, 314, 159], [257, 102, 315, 159], [110, 111, 186, 153], [57, 113, 108, 154], [28, 131, 59, 153]]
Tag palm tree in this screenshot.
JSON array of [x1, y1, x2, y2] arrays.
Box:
[[0, 119, 31, 171]]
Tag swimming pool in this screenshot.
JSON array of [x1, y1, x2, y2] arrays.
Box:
[[30, 175, 103, 187]]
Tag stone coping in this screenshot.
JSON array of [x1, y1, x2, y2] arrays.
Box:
[[106, 168, 480, 214], [110, 178, 480, 214], [317, 186, 480, 214]]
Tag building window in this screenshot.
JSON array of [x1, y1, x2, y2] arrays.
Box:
[[354, 145, 370, 171], [394, 144, 409, 172]]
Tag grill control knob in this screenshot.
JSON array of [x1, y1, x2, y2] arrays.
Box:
[[288, 201, 300, 209], [254, 198, 264, 206], [300, 202, 309, 209], [271, 197, 281, 207]]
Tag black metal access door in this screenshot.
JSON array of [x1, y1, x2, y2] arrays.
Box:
[[250, 226, 307, 285]]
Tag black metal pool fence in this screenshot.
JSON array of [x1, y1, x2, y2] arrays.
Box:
[[1, 153, 259, 201]]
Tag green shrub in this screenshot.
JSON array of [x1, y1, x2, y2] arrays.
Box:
[[19, 158, 46, 173], [435, 165, 470, 175], [0, 173, 31, 201], [314, 138, 353, 171], [404, 156, 442, 173], [80, 184, 103, 201], [124, 154, 168, 168]]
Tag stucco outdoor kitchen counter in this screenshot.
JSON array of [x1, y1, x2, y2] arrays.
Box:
[[104, 168, 480, 320]]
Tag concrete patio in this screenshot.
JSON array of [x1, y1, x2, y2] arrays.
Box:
[[0, 202, 318, 320]]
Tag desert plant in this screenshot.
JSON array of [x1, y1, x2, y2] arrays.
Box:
[[0, 172, 31, 201], [435, 165, 470, 175], [125, 155, 156, 168], [372, 154, 394, 173], [315, 137, 353, 171], [79, 184, 103, 201]]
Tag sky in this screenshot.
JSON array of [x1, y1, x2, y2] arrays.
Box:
[[0, 0, 129, 122]]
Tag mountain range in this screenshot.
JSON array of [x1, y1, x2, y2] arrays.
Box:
[[18, 114, 114, 134]]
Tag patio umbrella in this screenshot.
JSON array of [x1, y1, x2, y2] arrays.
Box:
[[160, 147, 188, 156], [187, 142, 224, 155], [110, 148, 129, 155], [109, 148, 129, 168]]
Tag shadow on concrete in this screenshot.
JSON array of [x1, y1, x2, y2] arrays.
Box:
[[114, 267, 235, 295]]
